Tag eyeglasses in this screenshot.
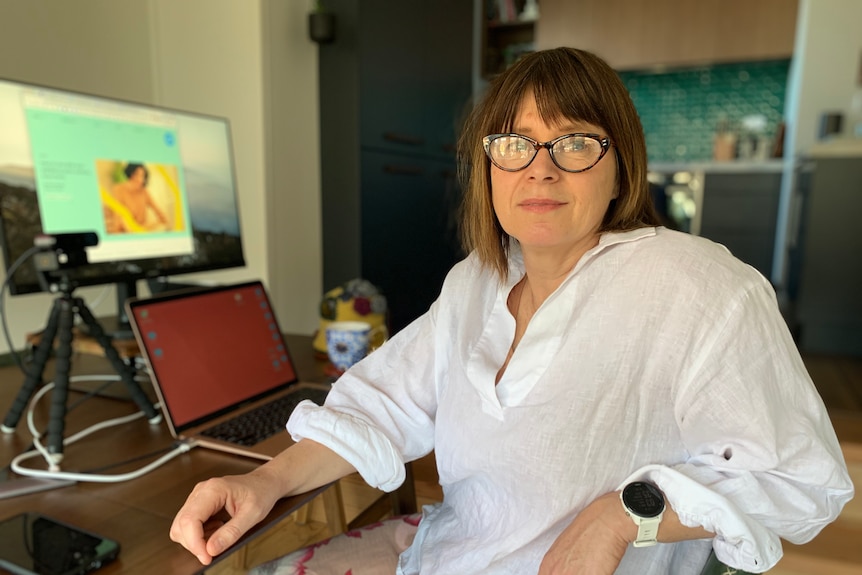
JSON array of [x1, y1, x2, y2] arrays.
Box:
[[482, 133, 612, 173]]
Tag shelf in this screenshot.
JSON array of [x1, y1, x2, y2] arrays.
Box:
[[482, 15, 536, 79], [487, 18, 537, 29]]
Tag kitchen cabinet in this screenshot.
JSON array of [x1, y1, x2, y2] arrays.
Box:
[[361, 151, 461, 332], [648, 163, 783, 282], [791, 156, 862, 356], [318, 0, 472, 333], [536, 0, 797, 70], [357, 1, 471, 158], [699, 171, 782, 280]]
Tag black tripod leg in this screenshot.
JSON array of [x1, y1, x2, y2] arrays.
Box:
[[45, 298, 75, 459], [74, 298, 160, 423], [1, 298, 62, 433]]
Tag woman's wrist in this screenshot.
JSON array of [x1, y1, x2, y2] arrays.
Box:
[[606, 491, 640, 543]]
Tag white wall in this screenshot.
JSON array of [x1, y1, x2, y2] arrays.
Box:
[[145, 0, 267, 287], [773, 0, 862, 285], [149, 0, 322, 334], [0, 1, 156, 99], [0, 0, 322, 355], [260, 0, 322, 333], [0, 1, 156, 354], [786, 0, 862, 155]]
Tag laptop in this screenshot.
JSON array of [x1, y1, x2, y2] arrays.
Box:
[[125, 280, 331, 461]]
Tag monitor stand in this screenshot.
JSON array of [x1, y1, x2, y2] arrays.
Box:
[[111, 279, 137, 340]]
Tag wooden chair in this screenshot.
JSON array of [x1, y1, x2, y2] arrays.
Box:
[[700, 550, 757, 575]]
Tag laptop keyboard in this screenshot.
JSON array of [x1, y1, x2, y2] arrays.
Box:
[[200, 388, 329, 446]]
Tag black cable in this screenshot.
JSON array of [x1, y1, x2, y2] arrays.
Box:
[[1, 245, 42, 374], [67, 378, 124, 410], [81, 444, 178, 474]]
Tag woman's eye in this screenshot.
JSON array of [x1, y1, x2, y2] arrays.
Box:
[[560, 138, 586, 152]]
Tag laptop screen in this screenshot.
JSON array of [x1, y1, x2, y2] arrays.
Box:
[[129, 282, 299, 429]]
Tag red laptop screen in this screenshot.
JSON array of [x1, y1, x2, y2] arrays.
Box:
[[130, 283, 298, 428]]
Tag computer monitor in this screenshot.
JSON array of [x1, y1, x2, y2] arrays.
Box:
[[0, 77, 246, 325]]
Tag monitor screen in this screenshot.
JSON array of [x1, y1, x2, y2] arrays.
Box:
[[0, 77, 245, 301]]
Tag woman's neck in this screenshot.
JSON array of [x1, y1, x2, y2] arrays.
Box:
[[518, 234, 600, 305]]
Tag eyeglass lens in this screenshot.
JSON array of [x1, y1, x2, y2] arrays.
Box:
[[485, 134, 605, 172]]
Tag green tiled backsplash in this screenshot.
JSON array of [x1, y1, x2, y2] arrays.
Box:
[[619, 59, 790, 163]]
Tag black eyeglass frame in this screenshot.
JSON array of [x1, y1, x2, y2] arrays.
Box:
[[482, 132, 613, 173]]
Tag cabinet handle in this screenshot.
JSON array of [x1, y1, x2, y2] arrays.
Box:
[[383, 164, 424, 176], [383, 132, 426, 146]]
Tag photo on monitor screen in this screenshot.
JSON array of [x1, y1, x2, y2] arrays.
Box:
[[0, 77, 245, 298]]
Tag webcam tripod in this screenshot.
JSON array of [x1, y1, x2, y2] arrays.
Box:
[[1, 283, 161, 463]]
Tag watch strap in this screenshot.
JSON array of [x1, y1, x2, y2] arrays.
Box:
[[621, 481, 666, 548], [632, 514, 662, 547]]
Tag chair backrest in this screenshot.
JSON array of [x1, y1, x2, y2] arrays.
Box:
[[700, 549, 756, 575]]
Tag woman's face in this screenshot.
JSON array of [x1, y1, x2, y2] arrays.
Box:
[[130, 167, 146, 187], [490, 94, 618, 261]]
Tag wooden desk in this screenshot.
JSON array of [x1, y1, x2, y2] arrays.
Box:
[[24, 321, 141, 361], [0, 333, 411, 574]]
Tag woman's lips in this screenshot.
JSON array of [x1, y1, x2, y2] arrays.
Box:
[[519, 198, 566, 213]]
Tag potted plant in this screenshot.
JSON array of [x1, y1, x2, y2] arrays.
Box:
[[308, 1, 335, 44]]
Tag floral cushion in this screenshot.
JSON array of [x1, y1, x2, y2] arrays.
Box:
[[250, 514, 421, 575]]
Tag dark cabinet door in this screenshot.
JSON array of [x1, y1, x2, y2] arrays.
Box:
[[358, 0, 427, 154], [358, 0, 473, 159], [360, 150, 462, 333], [793, 157, 862, 355], [319, 0, 472, 334], [420, 4, 475, 158], [700, 172, 781, 279]]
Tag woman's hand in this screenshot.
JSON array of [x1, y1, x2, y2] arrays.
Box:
[[169, 439, 357, 565], [169, 468, 281, 565], [539, 491, 634, 575]]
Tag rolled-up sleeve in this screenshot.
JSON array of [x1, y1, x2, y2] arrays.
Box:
[[620, 281, 855, 573], [287, 305, 441, 492]]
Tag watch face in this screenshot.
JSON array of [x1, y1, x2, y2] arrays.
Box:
[[622, 481, 665, 518]]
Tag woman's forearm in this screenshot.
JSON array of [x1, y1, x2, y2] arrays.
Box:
[[250, 438, 358, 498]]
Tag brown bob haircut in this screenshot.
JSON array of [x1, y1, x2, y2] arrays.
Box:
[[457, 47, 660, 281]]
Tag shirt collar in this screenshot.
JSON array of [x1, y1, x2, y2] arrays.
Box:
[[505, 226, 658, 282]]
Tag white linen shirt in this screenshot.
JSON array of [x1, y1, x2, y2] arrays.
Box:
[[287, 227, 854, 574]]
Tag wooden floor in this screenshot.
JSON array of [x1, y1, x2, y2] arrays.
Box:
[[1, 351, 860, 573], [769, 352, 862, 575]]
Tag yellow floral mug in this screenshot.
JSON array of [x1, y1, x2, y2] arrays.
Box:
[[313, 279, 388, 358]]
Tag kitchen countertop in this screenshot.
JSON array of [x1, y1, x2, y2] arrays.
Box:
[[805, 137, 862, 158], [648, 159, 789, 173]]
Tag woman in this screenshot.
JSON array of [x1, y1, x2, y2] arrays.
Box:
[[169, 48, 853, 574], [106, 163, 170, 233]]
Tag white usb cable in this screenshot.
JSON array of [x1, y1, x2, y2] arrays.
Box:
[[9, 375, 195, 482]]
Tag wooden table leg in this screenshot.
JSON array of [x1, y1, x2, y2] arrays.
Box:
[[321, 481, 347, 534], [390, 461, 418, 516]]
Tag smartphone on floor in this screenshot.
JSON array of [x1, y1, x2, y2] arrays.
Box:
[[0, 512, 120, 575]]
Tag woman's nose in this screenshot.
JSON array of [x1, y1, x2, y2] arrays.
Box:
[[525, 146, 560, 179]]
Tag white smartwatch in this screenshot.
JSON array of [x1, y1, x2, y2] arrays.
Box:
[[620, 481, 665, 547]]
